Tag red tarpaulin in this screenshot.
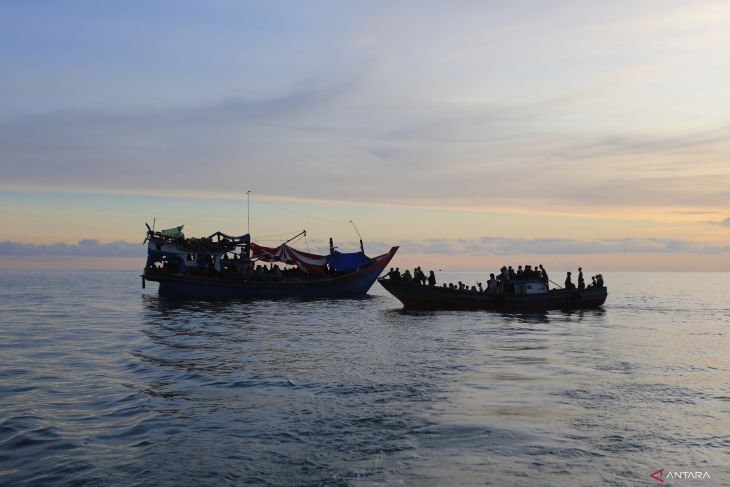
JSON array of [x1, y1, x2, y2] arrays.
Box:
[[250, 242, 327, 273]]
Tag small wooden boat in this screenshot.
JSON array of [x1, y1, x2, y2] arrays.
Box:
[[378, 277, 607, 311]]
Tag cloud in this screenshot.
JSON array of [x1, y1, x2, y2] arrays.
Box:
[[0, 239, 144, 257], [2, 1, 730, 214], [397, 236, 730, 256], [711, 217, 730, 227], [4, 236, 728, 259]]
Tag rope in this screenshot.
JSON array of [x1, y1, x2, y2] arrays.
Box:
[[252, 230, 303, 240], [256, 199, 350, 225], [549, 279, 564, 289], [180, 198, 240, 227]]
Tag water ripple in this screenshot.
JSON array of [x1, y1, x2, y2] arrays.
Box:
[[1, 270, 729, 485]]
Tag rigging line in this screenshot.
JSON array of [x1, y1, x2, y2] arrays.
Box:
[[180, 198, 240, 227], [256, 199, 350, 225], [252, 230, 303, 239], [289, 233, 305, 246]]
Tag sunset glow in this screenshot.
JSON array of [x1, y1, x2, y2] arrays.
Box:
[[1, 1, 729, 270]]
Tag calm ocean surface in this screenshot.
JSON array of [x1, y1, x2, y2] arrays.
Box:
[[1, 270, 728, 486]]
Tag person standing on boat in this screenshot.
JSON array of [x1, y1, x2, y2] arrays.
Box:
[[487, 273, 497, 293], [539, 265, 549, 288], [428, 270, 436, 286], [418, 267, 427, 286], [565, 271, 575, 290], [578, 267, 585, 290]]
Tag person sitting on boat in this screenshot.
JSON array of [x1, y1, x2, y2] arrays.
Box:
[[565, 271, 575, 290], [477, 282, 483, 292], [386, 267, 397, 279], [577, 267, 585, 290], [458, 281, 465, 291], [596, 274, 604, 287], [403, 269, 413, 282], [428, 270, 436, 286]]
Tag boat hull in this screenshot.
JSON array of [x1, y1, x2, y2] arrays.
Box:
[[145, 247, 398, 299], [379, 278, 607, 311]]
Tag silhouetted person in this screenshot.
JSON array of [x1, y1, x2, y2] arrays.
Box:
[[487, 273, 497, 293], [418, 267, 427, 285], [539, 264, 549, 286], [578, 267, 585, 290], [428, 270, 436, 286], [565, 271, 575, 290]]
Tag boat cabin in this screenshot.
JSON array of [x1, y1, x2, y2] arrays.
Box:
[[512, 279, 548, 295]]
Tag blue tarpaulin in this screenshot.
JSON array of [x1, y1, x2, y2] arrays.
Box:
[[326, 251, 373, 272]]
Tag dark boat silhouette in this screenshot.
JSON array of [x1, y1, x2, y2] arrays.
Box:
[[379, 276, 607, 311], [142, 225, 398, 299]]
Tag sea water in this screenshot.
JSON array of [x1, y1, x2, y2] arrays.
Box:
[[1, 270, 728, 486]]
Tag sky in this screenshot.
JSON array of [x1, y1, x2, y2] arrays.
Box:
[[1, 0, 729, 270]]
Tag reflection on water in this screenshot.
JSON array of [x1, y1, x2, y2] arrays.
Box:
[[1, 271, 729, 485]]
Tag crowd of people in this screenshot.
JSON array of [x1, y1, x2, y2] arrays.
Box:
[[385, 265, 605, 294]]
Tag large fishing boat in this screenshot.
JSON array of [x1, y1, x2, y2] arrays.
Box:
[[142, 225, 398, 298], [379, 275, 607, 311]]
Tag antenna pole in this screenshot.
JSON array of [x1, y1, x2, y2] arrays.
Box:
[[349, 220, 364, 252], [246, 190, 251, 236]]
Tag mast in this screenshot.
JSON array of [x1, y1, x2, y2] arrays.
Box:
[[246, 190, 251, 236]]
